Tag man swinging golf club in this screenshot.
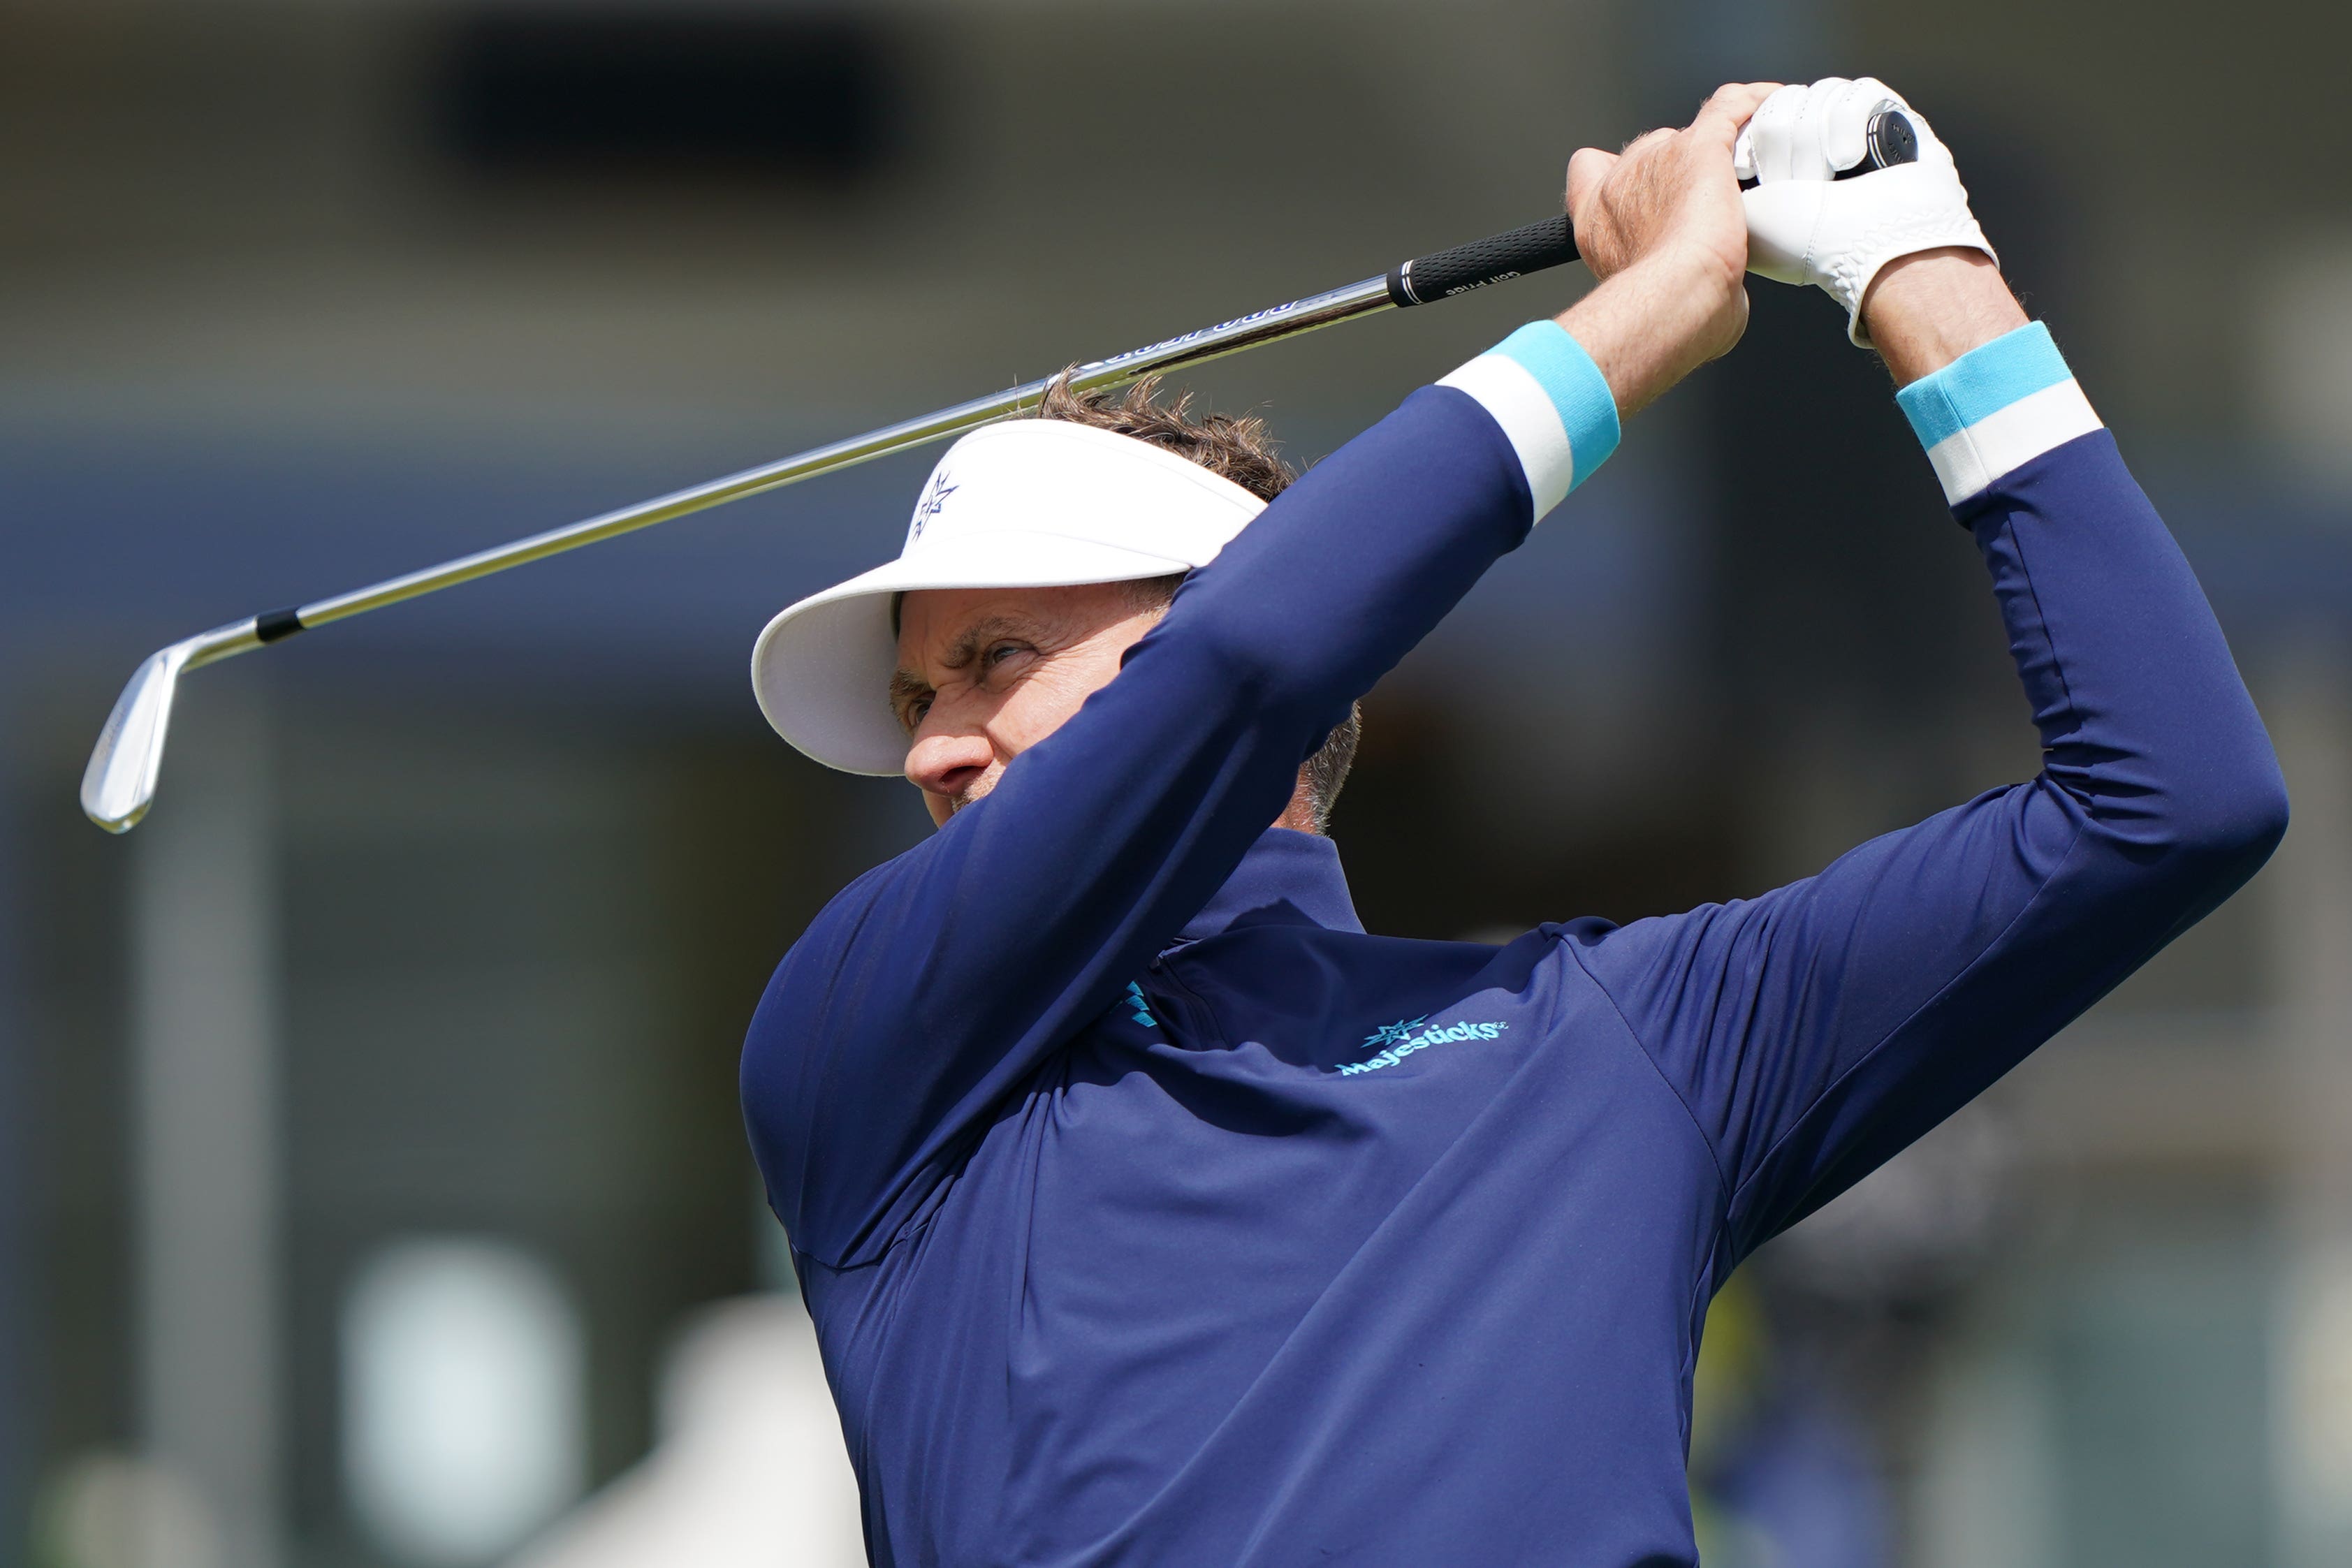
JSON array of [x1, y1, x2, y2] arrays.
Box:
[[740, 78, 2286, 1566]]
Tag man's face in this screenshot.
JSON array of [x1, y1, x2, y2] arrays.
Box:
[[892, 582, 1164, 827]]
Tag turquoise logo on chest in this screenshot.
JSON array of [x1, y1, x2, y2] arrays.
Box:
[[1336, 1016, 1508, 1075]]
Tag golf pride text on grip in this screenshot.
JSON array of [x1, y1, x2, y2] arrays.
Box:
[[1387, 215, 1580, 307]]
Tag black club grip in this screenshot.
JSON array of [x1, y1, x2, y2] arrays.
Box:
[[1387, 214, 1581, 309], [1833, 108, 1919, 180]]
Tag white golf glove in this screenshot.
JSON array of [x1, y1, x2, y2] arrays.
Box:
[[1737, 78, 1994, 346]]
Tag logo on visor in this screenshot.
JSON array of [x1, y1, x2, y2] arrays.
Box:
[[909, 471, 959, 543]]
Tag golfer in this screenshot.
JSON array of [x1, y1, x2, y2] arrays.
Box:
[[741, 79, 2286, 1566]]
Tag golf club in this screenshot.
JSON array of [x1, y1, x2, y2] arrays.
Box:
[[81, 216, 1589, 832]]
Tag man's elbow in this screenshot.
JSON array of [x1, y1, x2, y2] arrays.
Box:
[[2165, 746, 2291, 890]]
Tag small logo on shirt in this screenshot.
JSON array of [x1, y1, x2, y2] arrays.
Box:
[[1124, 982, 1158, 1030], [1336, 1016, 1507, 1076], [908, 470, 958, 543]]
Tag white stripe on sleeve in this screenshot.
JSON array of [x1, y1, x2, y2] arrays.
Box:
[[1437, 354, 1576, 521], [1920, 378, 2103, 505]]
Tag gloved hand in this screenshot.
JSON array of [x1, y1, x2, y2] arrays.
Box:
[[1737, 78, 1995, 346]]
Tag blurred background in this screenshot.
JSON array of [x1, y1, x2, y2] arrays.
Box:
[[3, 0, 2350, 1564]]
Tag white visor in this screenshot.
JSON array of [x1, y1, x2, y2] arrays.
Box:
[[752, 418, 1268, 775]]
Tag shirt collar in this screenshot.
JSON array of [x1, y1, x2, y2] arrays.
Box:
[[1178, 828, 1366, 942]]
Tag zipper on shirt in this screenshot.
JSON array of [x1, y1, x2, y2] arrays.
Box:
[[1141, 954, 1225, 1052]]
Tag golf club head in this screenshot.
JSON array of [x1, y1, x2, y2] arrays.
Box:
[[81, 640, 196, 833]]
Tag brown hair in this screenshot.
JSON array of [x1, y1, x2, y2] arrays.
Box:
[[1037, 373, 1363, 833], [1037, 372, 1297, 501]]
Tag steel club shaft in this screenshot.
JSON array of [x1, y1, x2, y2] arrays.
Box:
[[80, 214, 1579, 831]]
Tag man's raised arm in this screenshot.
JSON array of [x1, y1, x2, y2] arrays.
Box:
[[745, 86, 1785, 1270], [1575, 81, 2289, 1271]]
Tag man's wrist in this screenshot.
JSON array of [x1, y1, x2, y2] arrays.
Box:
[[1556, 244, 1741, 416], [1861, 249, 2029, 386]]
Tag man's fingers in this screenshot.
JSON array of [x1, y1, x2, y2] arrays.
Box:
[[1690, 81, 1783, 149], [1565, 147, 1619, 220], [1744, 84, 1811, 183], [1820, 78, 1888, 173]]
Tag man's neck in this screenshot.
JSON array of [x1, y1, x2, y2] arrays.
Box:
[[1271, 783, 1322, 836]]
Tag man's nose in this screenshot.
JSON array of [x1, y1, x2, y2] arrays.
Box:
[[904, 729, 995, 800]]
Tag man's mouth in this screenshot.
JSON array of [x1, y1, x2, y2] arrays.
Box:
[[949, 772, 999, 816]]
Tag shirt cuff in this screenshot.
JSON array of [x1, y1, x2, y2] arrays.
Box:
[[1895, 321, 2104, 506], [1437, 321, 1621, 521]]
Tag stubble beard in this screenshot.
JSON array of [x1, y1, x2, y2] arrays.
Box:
[[948, 767, 1002, 818]]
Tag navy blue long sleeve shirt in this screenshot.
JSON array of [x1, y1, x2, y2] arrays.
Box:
[[740, 320, 2286, 1567]]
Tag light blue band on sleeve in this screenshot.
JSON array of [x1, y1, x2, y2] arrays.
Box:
[[1491, 321, 1621, 490], [1895, 321, 2071, 451], [1890, 319, 2104, 504]]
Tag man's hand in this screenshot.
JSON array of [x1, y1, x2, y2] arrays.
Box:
[[1737, 76, 2022, 374], [1554, 82, 1781, 415]]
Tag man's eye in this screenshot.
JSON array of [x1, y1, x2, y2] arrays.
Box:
[[901, 696, 931, 731], [981, 641, 1028, 673]]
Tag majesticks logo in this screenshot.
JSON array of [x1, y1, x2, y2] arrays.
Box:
[[908, 469, 958, 543], [1336, 1014, 1508, 1076]]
